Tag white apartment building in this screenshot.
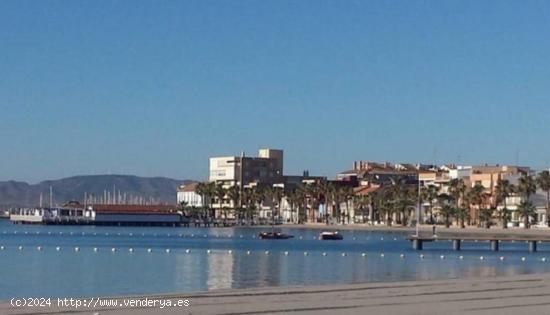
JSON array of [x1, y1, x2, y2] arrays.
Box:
[[177, 183, 206, 207]]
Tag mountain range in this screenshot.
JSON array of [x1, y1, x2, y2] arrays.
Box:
[[0, 175, 192, 208]]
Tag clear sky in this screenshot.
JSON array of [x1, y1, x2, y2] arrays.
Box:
[[1, 0, 550, 183]]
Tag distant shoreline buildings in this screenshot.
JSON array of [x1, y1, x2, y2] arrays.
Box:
[[179, 148, 550, 228]]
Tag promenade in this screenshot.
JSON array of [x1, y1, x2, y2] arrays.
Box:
[[3, 272, 550, 315]]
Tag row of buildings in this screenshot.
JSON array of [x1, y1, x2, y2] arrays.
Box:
[[178, 148, 549, 227]]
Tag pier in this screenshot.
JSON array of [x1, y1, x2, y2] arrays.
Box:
[[408, 235, 547, 252]]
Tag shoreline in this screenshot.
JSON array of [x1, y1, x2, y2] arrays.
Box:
[[4, 272, 550, 314]]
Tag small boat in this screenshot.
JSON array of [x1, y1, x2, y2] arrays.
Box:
[[258, 232, 294, 240], [319, 231, 344, 240]]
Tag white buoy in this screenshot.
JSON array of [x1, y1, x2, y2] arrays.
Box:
[[542, 257, 547, 262], [322, 252, 327, 256], [0, 246, 4, 250], [165, 249, 171, 253], [129, 248, 134, 253], [284, 251, 289, 256], [191, 234, 194, 237], [480, 256, 485, 260], [37, 246, 42, 251], [394, 238, 398, 241], [24, 231, 28, 235], [74, 247, 80, 252], [93, 247, 98, 252], [56, 246, 61, 251], [228, 250, 233, 254], [440, 255, 445, 260], [353, 237, 356, 240], [185, 249, 191, 253], [240, 235, 243, 238], [380, 253, 385, 258], [299, 236, 303, 240], [111, 248, 117, 252], [459, 255, 464, 260], [381, 237, 384, 241], [203, 234, 207, 238], [207, 250, 211, 254], [246, 250, 251, 255], [129, 233, 133, 236], [18, 246, 23, 250], [500, 256, 505, 261], [264, 250, 269, 255], [252, 235, 256, 239], [147, 248, 152, 253], [304, 251, 309, 256], [361, 253, 367, 257], [400, 254, 405, 259], [341, 253, 347, 257], [419, 254, 425, 259], [521, 257, 526, 261]]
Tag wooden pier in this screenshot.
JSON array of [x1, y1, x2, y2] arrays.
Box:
[[408, 235, 550, 252]]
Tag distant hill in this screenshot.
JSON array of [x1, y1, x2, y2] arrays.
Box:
[[0, 175, 192, 208]]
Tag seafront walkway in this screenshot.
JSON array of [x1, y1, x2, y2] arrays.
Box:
[[3, 272, 550, 315]]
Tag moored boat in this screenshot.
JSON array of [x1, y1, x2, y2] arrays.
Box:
[[319, 231, 344, 240], [258, 232, 294, 240]]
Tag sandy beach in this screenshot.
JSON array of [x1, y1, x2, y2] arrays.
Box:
[[2, 271, 550, 315]]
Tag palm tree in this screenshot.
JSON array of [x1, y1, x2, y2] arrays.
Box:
[[479, 207, 494, 229], [495, 179, 514, 228], [467, 183, 485, 227], [439, 204, 455, 228], [353, 194, 371, 223], [536, 170, 550, 226], [195, 182, 214, 220], [420, 185, 438, 224], [498, 207, 512, 229], [448, 178, 466, 224], [226, 186, 240, 219], [213, 183, 227, 220], [517, 200, 536, 229], [518, 173, 536, 199]]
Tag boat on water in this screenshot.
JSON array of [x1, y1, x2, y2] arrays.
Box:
[[258, 232, 294, 240], [319, 231, 344, 240]]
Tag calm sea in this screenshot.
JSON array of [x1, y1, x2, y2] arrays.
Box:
[[1, 219, 550, 300]]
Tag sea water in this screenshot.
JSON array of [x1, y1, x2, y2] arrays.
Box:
[[1, 219, 550, 300]]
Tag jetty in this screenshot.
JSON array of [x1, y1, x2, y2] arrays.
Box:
[[408, 234, 550, 252]]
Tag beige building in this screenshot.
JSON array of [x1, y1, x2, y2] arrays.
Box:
[[209, 148, 284, 187]]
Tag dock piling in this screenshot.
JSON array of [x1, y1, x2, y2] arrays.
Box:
[[453, 239, 461, 251], [490, 240, 499, 251], [412, 239, 423, 250], [529, 241, 537, 252]]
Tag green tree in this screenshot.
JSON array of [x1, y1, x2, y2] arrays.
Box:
[[495, 179, 515, 228], [439, 204, 455, 228], [467, 183, 485, 227], [420, 185, 439, 224], [536, 171, 550, 226], [517, 200, 536, 229], [479, 207, 494, 229], [213, 183, 227, 220]]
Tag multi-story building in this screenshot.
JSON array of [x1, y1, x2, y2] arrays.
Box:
[[209, 148, 284, 187]]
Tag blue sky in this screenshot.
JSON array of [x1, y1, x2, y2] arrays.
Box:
[[1, 0, 550, 182]]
